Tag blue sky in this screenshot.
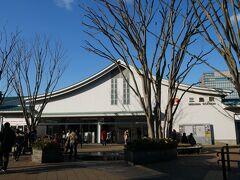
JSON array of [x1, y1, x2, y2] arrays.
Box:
[[0, 0, 229, 91], [0, 0, 111, 90]]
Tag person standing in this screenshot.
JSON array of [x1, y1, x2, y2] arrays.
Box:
[[101, 130, 107, 146], [0, 122, 16, 173], [188, 133, 196, 146], [78, 131, 83, 148], [22, 128, 29, 155], [61, 130, 66, 147], [124, 129, 129, 145], [181, 132, 188, 144], [171, 129, 177, 141]]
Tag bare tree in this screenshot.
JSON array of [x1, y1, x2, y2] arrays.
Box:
[[0, 29, 19, 104], [9, 35, 65, 132], [82, 0, 206, 138], [192, 0, 240, 97]]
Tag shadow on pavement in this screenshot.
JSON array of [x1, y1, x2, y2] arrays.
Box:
[[133, 146, 240, 180], [2, 163, 87, 175]]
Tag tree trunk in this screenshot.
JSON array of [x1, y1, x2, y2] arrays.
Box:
[[166, 88, 174, 138], [146, 114, 154, 139]]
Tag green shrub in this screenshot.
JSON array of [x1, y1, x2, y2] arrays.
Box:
[[125, 138, 177, 152], [32, 136, 60, 151]]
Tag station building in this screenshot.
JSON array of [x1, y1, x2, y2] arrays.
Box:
[[0, 61, 239, 145]]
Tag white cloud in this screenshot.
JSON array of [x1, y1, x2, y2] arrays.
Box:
[[230, 14, 240, 24], [54, 0, 74, 10]]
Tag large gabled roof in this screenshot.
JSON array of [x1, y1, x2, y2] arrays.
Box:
[[27, 60, 231, 101], [0, 61, 232, 113], [35, 60, 121, 101]]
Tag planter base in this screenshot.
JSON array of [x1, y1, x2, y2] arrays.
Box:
[[32, 148, 64, 163], [124, 149, 177, 165]]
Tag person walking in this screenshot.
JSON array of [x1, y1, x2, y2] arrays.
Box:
[[64, 130, 71, 153], [14, 129, 24, 161], [0, 122, 16, 173], [68, 130, 78, 159]]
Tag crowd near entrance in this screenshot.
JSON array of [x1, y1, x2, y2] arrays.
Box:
[[37, 116, 147, 144]]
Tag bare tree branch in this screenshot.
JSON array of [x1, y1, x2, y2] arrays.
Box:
[[82, 0, 207, 138], [192, 0, 240, 97], [9, 35, 66, 131]]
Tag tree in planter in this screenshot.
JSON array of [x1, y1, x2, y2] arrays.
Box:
[[82, 0, 208, 138], [9, 35, 65, 132], [192, 0, 240, 97]]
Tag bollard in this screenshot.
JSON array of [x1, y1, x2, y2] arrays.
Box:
[[226, 144, 231, 171], [221, 147, 227, 180]]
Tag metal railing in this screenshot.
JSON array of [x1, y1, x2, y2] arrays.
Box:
[[217, 144, 240, 180]]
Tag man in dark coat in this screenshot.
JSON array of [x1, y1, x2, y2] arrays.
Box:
[[0, 122, 16, 173]]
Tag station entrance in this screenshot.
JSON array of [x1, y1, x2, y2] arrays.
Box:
[[38, 116, 147, 144]]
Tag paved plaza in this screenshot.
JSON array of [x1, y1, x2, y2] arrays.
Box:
[[0, 144, 239, 180]]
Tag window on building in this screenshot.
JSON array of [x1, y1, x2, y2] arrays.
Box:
[[199, 97, 204, 102], [189, 97, 194, 102], [209, 97, 214, 102], [123, 77, 130, 104], [111, 78, 118, 105]]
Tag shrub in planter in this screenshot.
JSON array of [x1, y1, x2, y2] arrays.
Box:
[[124, 138, 178, 165], [32, 136, 64, 163]]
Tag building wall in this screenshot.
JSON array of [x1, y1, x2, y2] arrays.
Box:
[[1, 65, 237, 144], [42, 69, 143, 114], [173, 91, 236, 143], [39, 66, 237, 144]]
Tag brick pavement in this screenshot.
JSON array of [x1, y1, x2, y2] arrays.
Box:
[[0, 144, 239, 180]]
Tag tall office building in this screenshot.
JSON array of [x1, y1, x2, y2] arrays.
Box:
[[200, 71, 238, 99]]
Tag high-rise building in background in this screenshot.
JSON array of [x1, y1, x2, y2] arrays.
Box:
[[200, 71, 238, 99]]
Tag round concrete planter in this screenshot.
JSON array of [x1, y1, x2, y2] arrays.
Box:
[[32, 148, 64, 163], [124, 148, 177, 165]]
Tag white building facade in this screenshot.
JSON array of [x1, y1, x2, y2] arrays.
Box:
[[0, 61, 239, 145]]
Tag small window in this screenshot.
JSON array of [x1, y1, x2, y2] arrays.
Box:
[[199, 97, 204, 102], [209, 97, 214, 102], [111, 78, 118, 105], [189, 97, 194, 102], [123, 77, 130, 104]]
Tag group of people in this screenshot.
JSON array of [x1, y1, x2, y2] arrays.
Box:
[[100, 129, 115, 146], [0, 122, 38, 173], [100, 129, 129, 146], [181, 132, 196, 146], [171, 129, 197, 146]]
